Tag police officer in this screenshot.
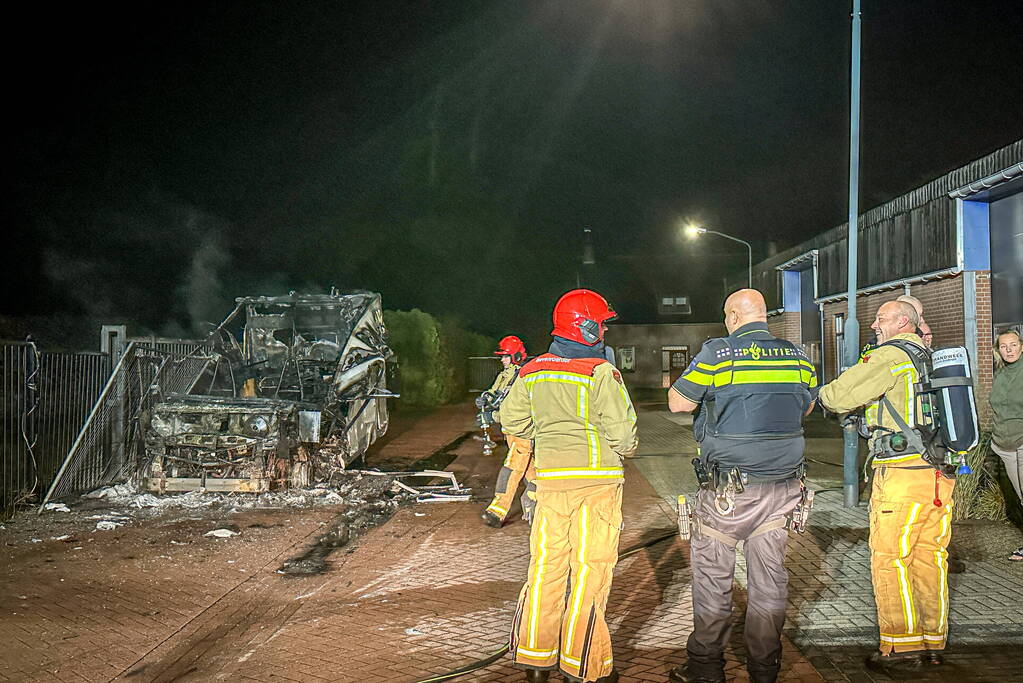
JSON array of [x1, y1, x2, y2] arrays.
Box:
[[501, 289, 637, 683], [667, 289, 817, 683], [818, 300, 952, 676], [480, 335, 537, 528]]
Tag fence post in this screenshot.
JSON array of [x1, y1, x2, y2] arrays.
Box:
[[100, 325, 128, 481]]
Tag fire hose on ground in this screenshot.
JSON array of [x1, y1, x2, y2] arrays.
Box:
[[414, 528, 680, 683]]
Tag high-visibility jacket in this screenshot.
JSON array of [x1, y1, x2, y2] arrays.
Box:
[[499, 353, 637, 490], [671, 321, 817, 479], [488, 364, 521, 396], [482, 363, 521, 425], [819, 332, 929, 466]]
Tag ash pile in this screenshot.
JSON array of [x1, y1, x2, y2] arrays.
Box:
[[22, 470, 469, 551]]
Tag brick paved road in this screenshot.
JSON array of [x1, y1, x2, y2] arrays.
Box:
[[4, 403, 1023, 682], [632, 405, 1023, 682]]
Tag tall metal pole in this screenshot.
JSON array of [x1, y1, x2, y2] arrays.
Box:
[[745, 242, 752, 290], [842, 0, 863, 508]]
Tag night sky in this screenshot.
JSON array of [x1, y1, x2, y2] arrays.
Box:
[[5, 1, 1022, 350]]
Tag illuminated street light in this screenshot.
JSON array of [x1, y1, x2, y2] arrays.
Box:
[[684, 225, 706, 239], [685, 224, 752, 289], [582, 228, 596, 265]]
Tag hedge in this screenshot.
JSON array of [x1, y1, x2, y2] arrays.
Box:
[[384, 309, 495, 406]]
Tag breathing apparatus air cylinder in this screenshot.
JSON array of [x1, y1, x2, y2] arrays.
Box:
[[881, 340, 980, 475], [928, 347, 980, 463]]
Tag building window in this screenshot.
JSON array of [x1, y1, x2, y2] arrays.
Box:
[[617, 346, 635, 371], [834, 313, 845, 375], [658, 295, 692, 316]]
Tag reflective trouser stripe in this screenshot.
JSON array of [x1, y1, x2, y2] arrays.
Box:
[[933, 505, 952, 637], [535, 468, 624, 480], [869, 467, 956, 654], [486, 434, 534, 521], [485, 502, 508, 516], [512, 484, 621, 679], [880, 634, 924, 645], [528, 515, 550, 649], [563, 504, 589, 650], [895, 503, 922, 634]]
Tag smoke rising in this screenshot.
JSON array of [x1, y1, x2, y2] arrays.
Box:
[[181, 228, 231, 335]]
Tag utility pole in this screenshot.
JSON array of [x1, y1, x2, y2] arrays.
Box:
[[842, 0, 863, 508]]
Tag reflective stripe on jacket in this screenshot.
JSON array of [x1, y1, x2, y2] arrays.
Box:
[[675, 331, 817, 440], [489, 364, 521, 395], [499, 353, 637, 490], [818, 333, 929, 466]]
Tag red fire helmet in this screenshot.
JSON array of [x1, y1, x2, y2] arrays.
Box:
[[551, 289, 616, 345], [494, 335, 527, 364]]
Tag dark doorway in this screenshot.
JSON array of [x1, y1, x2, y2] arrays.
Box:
[[990, 191, 1023, 329]]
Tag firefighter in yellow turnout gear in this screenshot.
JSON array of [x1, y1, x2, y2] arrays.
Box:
[[481, 336, 537, 527], [500, 289, 636, 683], [819, 300, 953, 676]]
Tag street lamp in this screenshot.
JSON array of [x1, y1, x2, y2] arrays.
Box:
[[582, 228, 596, 265], [685, 224, 752, 289]]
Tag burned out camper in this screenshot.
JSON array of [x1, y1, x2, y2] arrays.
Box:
[[142, 291, 394, 493]]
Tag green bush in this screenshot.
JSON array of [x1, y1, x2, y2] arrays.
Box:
[[953, 432, 1007, 521], [384, 309, 495, 406]]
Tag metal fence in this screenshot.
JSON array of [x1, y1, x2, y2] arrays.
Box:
[[41, 342, 217, 507], [1, 342, 110, 514], [467, 356, 503, 393]]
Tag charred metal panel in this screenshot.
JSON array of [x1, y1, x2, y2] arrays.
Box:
[[298, 411, 321, 443]]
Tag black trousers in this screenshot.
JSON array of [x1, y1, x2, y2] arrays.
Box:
[[687, 479, 801, 682]]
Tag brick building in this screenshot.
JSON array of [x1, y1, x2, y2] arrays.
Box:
[[748, 139, 1022, 426], [604, 322, 727, 389]]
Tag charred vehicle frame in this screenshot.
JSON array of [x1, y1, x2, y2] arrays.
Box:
[[143, 291, 394, 493]]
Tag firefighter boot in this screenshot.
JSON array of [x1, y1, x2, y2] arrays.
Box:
[[481, 510, 503, 528], [523, 669, 550, 683], [594, 669, 619, 683], [864, 651, 924, 677], [669, 664, 725, 683]]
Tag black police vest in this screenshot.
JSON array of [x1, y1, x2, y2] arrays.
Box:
[[694, 336, 812, 441]]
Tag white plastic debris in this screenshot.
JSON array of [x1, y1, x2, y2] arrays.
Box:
[[405, 627, 424, 636], [95, 520, 122, 531], [51, 534, 71, 541], [88, 513, 131, 521], [132, 494, 164, 508], [83, 484, 133, 500], [43, 502, 70, 513], [205, 528, 240, 538]]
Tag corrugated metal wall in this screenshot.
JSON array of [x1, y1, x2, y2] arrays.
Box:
[[750, 139, 1023, 297]]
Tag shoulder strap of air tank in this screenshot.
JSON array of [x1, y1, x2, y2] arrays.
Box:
[[880, 339, 931, 380]]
